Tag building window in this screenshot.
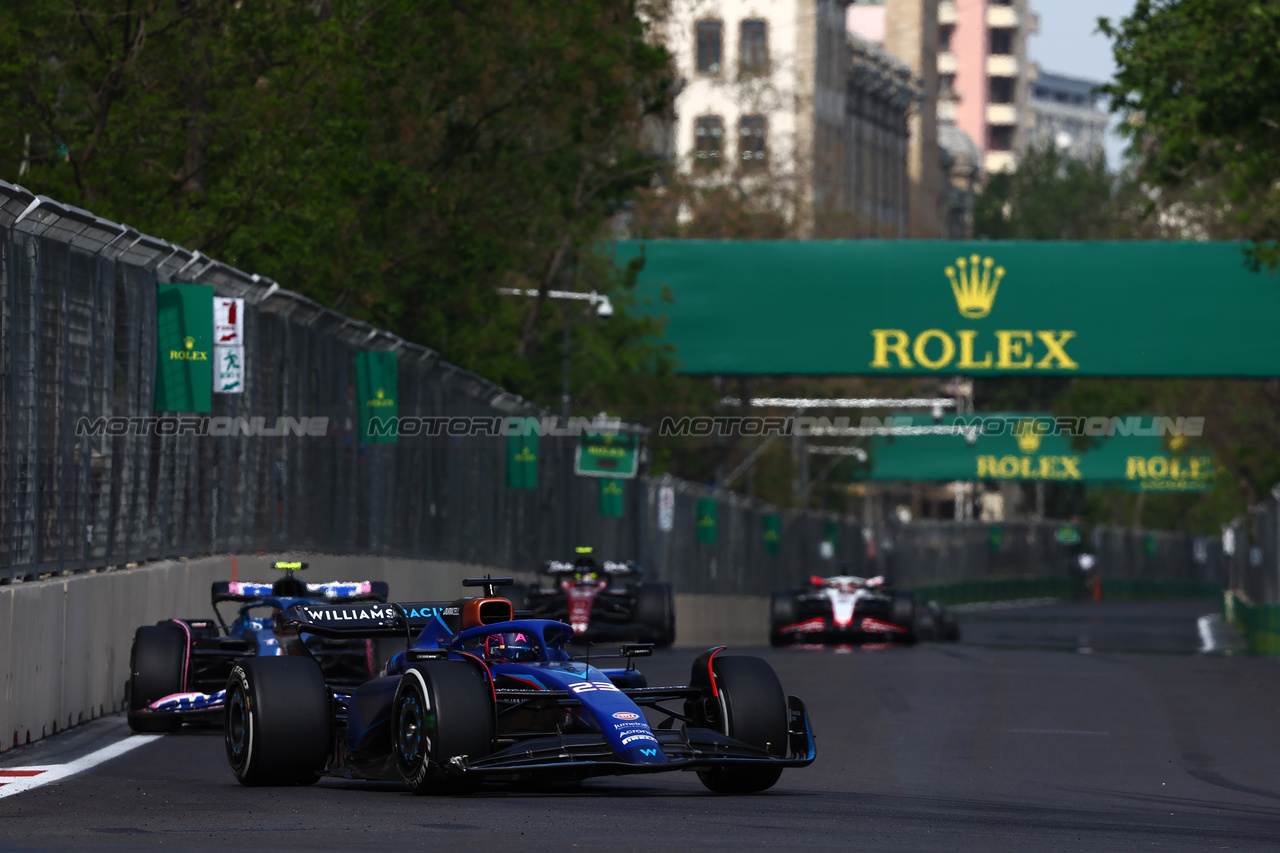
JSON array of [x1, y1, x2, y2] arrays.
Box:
[[739, 115, 767, 166], [696, 20, 723, 74], [989, 125, 1014, 151], [939, 73, 956, 98], [939, 24, 954, 52], [740, 20, 768, 74], [694, 116, 725, 166], [989, 28, 1014, 55], [989, 77, 1014, 104]]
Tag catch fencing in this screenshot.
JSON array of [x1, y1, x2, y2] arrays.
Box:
[[0, 178, 1239, 598]]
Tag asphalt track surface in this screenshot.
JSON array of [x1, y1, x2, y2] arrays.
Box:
[[4, 600, 1280, 852]]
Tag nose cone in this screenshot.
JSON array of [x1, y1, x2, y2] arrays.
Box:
[[621, 740, 668, 764]]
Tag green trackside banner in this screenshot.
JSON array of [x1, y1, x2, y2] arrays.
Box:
[[154, 283, 213, 412], [822, 519, 839, 548], [507, 433, 539, 489], [696, 497, 718, 544], [354, 350, 398, 444], [598, 478, 625, 517], [865, 414, 1214, 491], [762, 514, 781, 554], [613, 240, 1280, 376]]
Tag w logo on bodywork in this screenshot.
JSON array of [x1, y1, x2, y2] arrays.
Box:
[[639, 748, 657, 757]]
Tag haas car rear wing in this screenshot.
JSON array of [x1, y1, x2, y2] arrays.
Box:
[[275, 601, 461, 640], [211, 580, 390, 605]]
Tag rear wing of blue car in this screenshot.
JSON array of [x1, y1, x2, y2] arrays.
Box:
[[275, 601, 460, 639], [211, 580, 390, 606]]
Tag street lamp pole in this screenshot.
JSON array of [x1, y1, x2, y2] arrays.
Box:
[[497, 288, 613, 423]]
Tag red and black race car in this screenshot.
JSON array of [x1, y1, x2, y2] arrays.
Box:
[[769, 574, 959, 647], [522, 548, 675, 647]]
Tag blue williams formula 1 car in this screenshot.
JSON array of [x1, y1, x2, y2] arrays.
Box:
[[127, 561, 389, 733], [224, 577, 815, 794]]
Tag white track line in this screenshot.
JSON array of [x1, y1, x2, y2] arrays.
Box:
[[0, 734, 161, 799]]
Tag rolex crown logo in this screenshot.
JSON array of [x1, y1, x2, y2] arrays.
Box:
[[375, 388, 384, 399], [183, 336, 195, 350], [945, 255, 1004, 319], [1015, 420, 1042, 454]]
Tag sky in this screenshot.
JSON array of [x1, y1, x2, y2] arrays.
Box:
[[1027, 0, 1138, 169]]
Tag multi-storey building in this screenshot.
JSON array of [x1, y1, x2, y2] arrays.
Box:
[[936, 0, 1038, 173], [848, 0, 978, 237], [656, 0, 921, 237], [1027, 70, 1108, 161]]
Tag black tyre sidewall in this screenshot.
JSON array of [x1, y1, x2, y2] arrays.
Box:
[[393, 661, 493, 795], [769, 592, 798, 644], [635, 583, 675, 645], [891, 591, 916, 628], [224, 656, 329, 786], [696, 655, 788, 794], [127, 623, 188, 733]]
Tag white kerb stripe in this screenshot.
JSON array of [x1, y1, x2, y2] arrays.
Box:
[[0, 734, 161, 799]]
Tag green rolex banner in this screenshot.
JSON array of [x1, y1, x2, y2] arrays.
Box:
[[154, 283, 213, 412], [762, 514, 781, 554], [598, 478, 625, 517], [865, 413, 1214, 491], [354, 350, 398, 444], [696, 497, 718, 544], [506, 433, 539, 489]]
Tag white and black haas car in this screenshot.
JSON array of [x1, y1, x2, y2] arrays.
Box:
[[769, 574, 958, 647], [522, 548, 675, 647]]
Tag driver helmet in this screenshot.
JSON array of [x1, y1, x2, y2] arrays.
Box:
[[573, 555, 600, 583], [485, 631, 536, 663]]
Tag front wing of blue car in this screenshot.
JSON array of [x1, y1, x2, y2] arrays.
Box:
[[454, 695, 815, 778]]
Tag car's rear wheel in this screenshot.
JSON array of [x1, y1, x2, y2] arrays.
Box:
[[393, 661, 494, 795], [769, 591, 799, 647], [691, 655, 787, 793], [225, 657, 329, 786], [940, 608, 960, 642], [127, 623, 188, 733], [635, 582, 675, 646], [891, 591, 917, 641]]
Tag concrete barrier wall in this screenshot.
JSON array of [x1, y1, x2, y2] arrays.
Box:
[[0, 555, 765, 753]]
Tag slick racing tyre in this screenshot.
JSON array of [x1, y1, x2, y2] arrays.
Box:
[[939, 608, 961, 642], [225, 657, 330, 786], [891, 591, 917, 641], [127, 623, 188, 733], [393, 661, 494, 795], [636, 582, 675, 647], [769, 591, 799, 647], [692, 655, 787, 793]]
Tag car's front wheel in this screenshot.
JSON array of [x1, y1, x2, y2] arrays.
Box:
[[635, 582, 675, 646], [224, 657, 329, 786], [393, 661, 494, 795], [769, 591, 799, 647], [689, 654, 787, 793], [126, 623, 188, 734]]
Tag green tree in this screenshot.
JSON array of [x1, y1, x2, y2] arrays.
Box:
[[0, 0, 678, 407], [1099, 0, 1280, 267], [973, 141, 1117, 240]]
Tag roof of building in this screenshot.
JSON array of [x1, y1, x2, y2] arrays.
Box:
[[1031, 69, 1105, 107], [938, 120, 980, 165], [847, 31, 922, 106]]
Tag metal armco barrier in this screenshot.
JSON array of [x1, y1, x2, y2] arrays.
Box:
[[0, 178, 1240, 599]]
